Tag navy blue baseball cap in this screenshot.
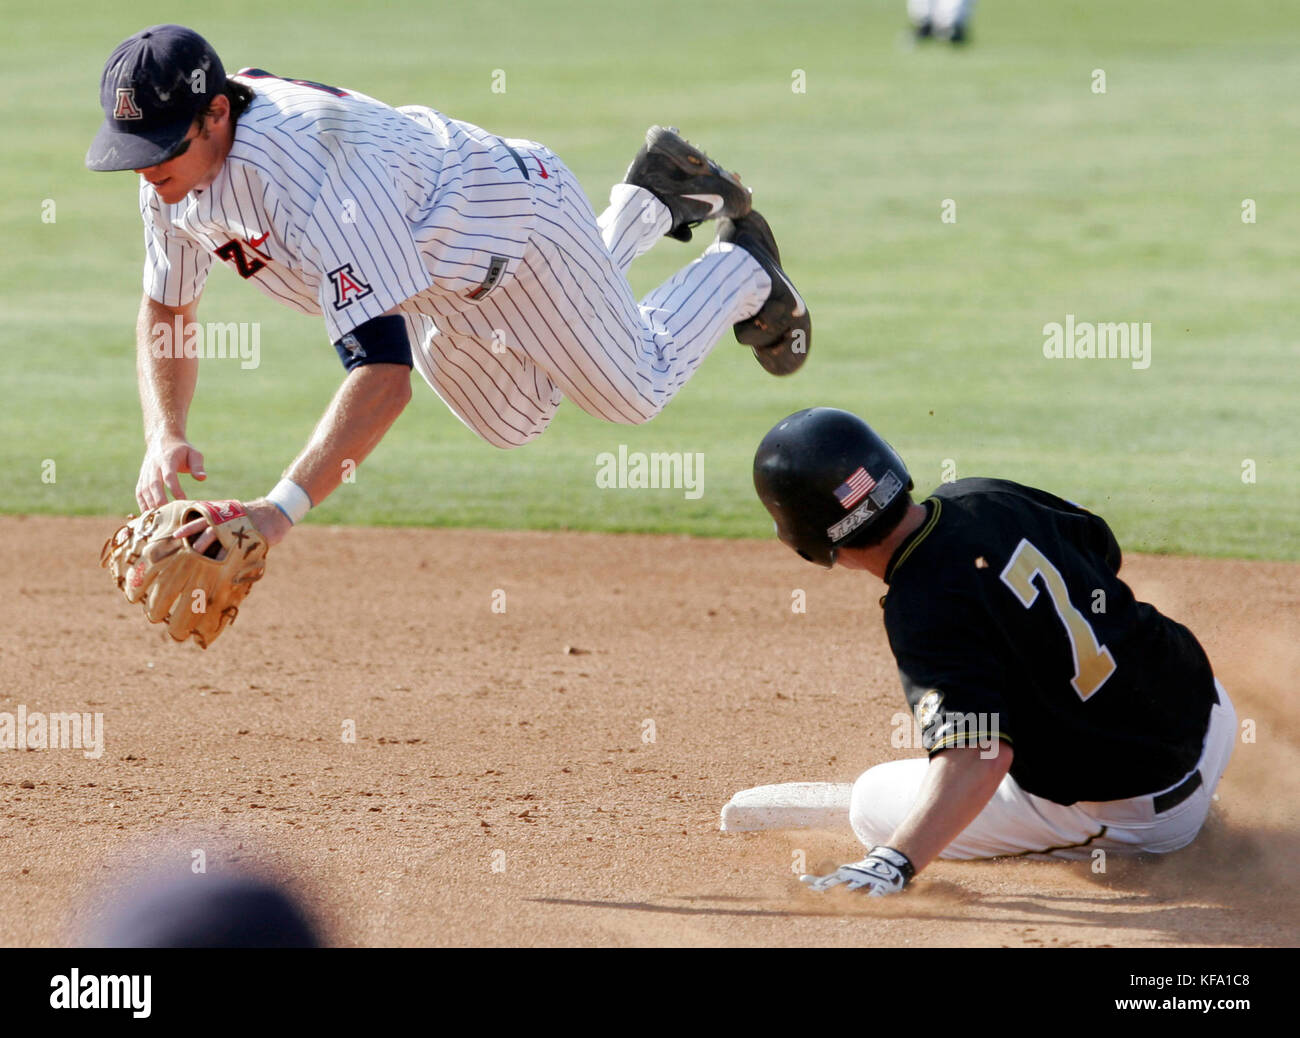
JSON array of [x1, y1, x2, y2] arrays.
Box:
[[86, 24, 226, 172], [94, 873, 322, 948]]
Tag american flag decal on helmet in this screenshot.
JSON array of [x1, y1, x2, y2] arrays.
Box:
[[834, 467, 876, 510]]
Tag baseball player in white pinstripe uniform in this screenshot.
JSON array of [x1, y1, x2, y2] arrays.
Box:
[[88, 24, 811, 553]]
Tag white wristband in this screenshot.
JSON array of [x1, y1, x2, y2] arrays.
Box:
[[267, 478, 313, 525]]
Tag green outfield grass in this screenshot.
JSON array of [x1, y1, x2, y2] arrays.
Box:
[[3, 0, 1297, 558]]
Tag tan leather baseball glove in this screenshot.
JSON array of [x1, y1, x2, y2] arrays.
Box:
[[101, 499, 269, 648]]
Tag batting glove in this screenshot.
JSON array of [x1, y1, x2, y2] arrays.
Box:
[[799, 846, 916, 896]]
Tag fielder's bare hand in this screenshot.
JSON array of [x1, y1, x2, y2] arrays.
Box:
[[137, 434, 206, 510], [173, 497, 292, 554]]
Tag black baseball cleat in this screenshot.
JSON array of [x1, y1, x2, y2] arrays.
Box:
[[624, 125, 752, 242], [718, 211, 811, 376]]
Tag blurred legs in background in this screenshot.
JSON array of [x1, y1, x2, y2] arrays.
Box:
[[909, 0, 978, 42]]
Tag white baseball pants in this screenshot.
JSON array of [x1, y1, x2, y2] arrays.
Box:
[[850, 681, 1237, 860], [907, 0, 978, 35], [406, 141, 771, 448]]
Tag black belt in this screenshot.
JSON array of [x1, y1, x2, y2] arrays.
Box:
[[1153, 769, 1203, 813], [1153, 681, 1219, 813], [502, 141, 530, 180]]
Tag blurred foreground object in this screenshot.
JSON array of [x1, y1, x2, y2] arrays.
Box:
[[92, 872, 321, 948]]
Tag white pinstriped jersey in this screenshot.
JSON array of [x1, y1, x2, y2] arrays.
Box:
[[136, 68, 774, 450], [140, 70, 536, 341]]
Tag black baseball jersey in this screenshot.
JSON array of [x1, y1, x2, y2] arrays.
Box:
[[881, 478, 1217, 805]]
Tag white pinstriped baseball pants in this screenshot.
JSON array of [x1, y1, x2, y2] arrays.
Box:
[[404, 141, 772, 448]]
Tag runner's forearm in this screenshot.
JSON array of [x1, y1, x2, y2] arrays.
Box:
[[887, 742, 1013, 872]]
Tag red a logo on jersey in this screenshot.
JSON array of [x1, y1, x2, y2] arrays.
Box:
[[328, 263, 374, 310], [114, 88, 144, 121]]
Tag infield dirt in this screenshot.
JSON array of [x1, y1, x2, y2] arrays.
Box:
[[1, 516, 1295, 946]]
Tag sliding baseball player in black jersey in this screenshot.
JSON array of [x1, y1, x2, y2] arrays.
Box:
[[753, 408, 1235, 895]]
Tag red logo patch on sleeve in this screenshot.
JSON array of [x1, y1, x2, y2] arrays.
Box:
[[328, 263, 374, 310]]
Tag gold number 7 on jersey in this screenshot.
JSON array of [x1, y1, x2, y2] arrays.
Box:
[[999, 538, 1118, 701]]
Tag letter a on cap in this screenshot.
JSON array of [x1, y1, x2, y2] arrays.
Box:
[[114, 88, 144, 120]]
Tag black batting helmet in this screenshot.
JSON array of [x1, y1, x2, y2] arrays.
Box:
[[753, 408, 913, 567]]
